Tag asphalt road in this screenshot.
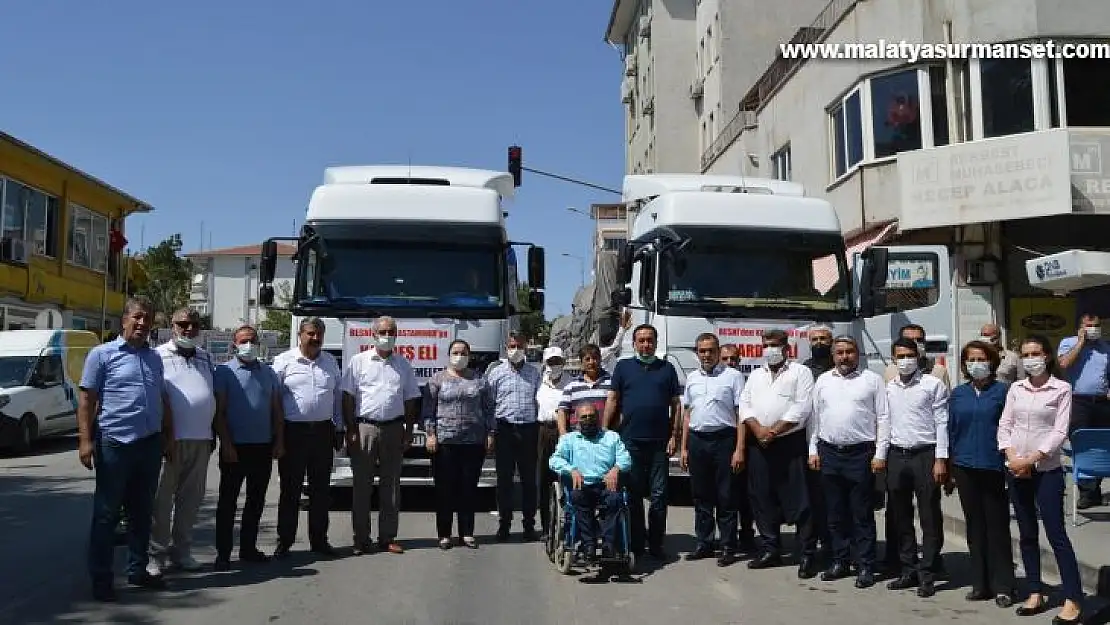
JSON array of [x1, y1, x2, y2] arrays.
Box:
[[1, 436, 1032, 625]]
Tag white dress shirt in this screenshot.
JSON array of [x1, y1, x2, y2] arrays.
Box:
[[809, 368, 890, 457], [740, 361, 814, 437], [272, 348, 342, 425], [536, 372, 571, 423], [341, 348, 421, 423], [682, 365, 744, 432], [156, 343, 216, 441], [885, 371, 951, 459]]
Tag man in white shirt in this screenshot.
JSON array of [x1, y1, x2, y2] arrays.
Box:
[[341, 316, 421, 555], [882, 337, 950, 598], [680, 333, 745, 567], [272, 317, 343, 558], [149, 308, 216, 574], [809, 335, 890, 589], [536, 346, 570, 536], [740, 329, 818, 578]]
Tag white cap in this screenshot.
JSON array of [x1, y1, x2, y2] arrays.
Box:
[[543, 346, 565, 363]]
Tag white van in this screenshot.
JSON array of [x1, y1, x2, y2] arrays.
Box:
[[0, 329, 99, 453]]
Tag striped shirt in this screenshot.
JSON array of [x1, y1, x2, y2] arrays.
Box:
[[558, 371, 613, 429], [486, 360, 541, 424], [422, 370, 494, 445]]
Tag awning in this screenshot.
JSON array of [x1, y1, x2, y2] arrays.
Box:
[[812, 222, 897, 294]]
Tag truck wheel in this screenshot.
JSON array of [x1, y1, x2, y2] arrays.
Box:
[[15, 415, 37, 454]]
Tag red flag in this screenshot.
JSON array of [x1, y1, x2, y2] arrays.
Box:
[[109, 228, 128, 253]]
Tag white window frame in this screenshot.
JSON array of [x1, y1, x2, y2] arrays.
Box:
[[771, 143, 792, 181], [1, 176, 60, 259], [969, 57, 1053, 140], [67, 203, 109, 274], [828, 84, 866, 182]]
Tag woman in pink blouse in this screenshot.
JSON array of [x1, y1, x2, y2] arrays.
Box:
[[998, 335, 1083, 624]]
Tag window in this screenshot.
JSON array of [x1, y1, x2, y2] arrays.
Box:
[[637, 252, 656, 309], [771, 144, 792, 181], [1, 179, 59, 258], [830, 90, 863, 178], [929, 65, 951, 146], [875, 252, 940, 313], [979, 59, 1034, 138], [870, 69, 922, 158], [603, 237, 627, 251], [68, 204, 109, 271], [1061, 58, 1110, 127]]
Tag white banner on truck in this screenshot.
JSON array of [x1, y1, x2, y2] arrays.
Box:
[[342, 319, 455, 382], [713, 321, 814, 376]]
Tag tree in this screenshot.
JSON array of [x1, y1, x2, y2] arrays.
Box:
[[517, 283, 550, 344], [137, 234, 194, 327], [259, 281, 293, 346]]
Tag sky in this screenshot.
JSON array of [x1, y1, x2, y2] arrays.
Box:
[[0, 0, 625, 320]]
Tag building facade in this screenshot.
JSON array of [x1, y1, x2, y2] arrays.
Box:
[[185, 243, 295, 330], [590, 202, 630, 271], [610, 0, 1110, 347], [0, 131, 149, 334]]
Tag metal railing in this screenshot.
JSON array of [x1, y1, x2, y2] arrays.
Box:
[[699, 0, 860, 172]]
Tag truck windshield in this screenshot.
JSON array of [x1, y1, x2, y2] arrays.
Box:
[[657, 226, 851, 318]]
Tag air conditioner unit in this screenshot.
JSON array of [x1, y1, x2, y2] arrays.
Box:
[[621, 79, 634, 104], [639, 14, 652, 38], [689, 78, 704, 99], [643, 95, 655, 115], [624, 54, 638, 76]]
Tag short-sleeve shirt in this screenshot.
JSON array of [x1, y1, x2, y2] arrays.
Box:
[[216, 358, 280, 444], [610, 358, 681, 442], [156, 343, 217, 441], [683, 365, 744, 432], [558, 371, 613, 429], [79, 338, 165, 444], [341, 348, 421, 422], [1057, 336, 1110, 396]]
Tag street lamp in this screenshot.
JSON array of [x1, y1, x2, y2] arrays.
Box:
[[562, 252, 585, 288], [566, 206, 593, 219]]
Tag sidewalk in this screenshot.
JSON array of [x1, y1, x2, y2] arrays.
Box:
[[939, 473, 1109, 594]]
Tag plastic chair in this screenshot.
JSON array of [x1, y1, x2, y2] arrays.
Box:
[[1067, 428, 1110, 526]]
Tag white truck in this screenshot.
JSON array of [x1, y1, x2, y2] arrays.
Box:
[[610, 174, 955, 478], [257, 165, 545, 489]]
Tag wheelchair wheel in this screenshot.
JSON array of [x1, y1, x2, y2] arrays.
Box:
[[625, 551, 636, 573], [557, 546, 574, 574], [544, 481, 562, 562]]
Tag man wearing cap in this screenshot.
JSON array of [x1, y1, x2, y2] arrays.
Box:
[[536, 345, 571, 535]]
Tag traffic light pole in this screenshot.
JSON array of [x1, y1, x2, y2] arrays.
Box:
[[520, 166, 621, 195]]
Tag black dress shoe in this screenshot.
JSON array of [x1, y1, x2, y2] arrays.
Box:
[[1016, 598, 1048, 616], [855, 568, 875, 588], [311, 542, 338, 557], [521, 528, 540, 542], [1053, 613, 1082, 625], [648, 546, 666, 559], [995, 593, 1015, 608], [127, 572, 167, 590], [717, 550, 738, 567], [821, 561, 852, 581], [685, 547, 714, 561], [92, 584, 117, 602], [273, 544, 292, 559], [887, 574, 918, 590], [965, 589, 992, 601], [240, 549, 271, 563], [213, 558, 231, 572], [747, 553, 782, 570], [917, 580, 936, 598], [798, 556, 819, 579], [496, 526, 510, 542]]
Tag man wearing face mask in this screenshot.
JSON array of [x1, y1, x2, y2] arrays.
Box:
[[740, 329, 819, 578], [486, 331, 543, 541], [536, 346, 571, 536], [980, 324, 1023, 383], [719, 343, 757, 553], [272, 317, 343, 558], [149, 308, 217, 575], [882, 337, 950, 598], [803, 325, 835, 378], [1058, 312, 1110, 509], [341, 316, 421, 555], [212, 325, 284, 570]]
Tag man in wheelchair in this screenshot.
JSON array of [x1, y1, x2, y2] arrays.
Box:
[[548, 405, 632, 561]]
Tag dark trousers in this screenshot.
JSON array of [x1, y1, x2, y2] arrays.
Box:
[[1008, 468, 1084, 603], [570, 484, 624, 554], [1070, 394, 1110, 503], [887, 445, 942, 579], [495, 421, 539, 529], [732, 468, 756, 544], [625, 438, 669, 554], [538, 422, 560, 531], [215, 442, 274, 559], [818, 441, 877, 568], [953, 465, 1015, 595], [276, 420, 334, 548], [688, 428, 739, 551], [88, 433, 163, 586], [806, 463, 832, 553], [433, 443, 485, 538], [747, 430, 816, 558]]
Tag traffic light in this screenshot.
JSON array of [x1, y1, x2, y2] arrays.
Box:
[[508, 145, 522, 187]]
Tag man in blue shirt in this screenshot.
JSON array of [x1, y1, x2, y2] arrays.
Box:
[[78, 296, 173, 602], [1058, 312, 1110, 509], [213, 325, 285, 570], [603, 324, 682, 559], [549, 404, 632, 561]]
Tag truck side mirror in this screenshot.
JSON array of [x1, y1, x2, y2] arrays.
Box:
[[528, 246, 545, 289], [859, 247, 890, 317], [528, 290, 544, 312], [617, 242, 634, 284], [258, 284, 275, 308], [260, 240, 278, 284]]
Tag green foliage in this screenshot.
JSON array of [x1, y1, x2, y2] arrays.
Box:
[[517, 283, 550, 344], [259, 281, 293, 346], [136, 234, 194, 327]]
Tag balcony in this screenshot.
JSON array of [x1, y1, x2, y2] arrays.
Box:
[[896, 127, 1110, 231]]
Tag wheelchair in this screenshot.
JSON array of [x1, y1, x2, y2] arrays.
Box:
[[543, 475, 635, 575]]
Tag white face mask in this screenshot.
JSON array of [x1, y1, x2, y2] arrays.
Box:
[[967, 361, 991, 380], [896, 357, 919, 375], [547, 365, 564, 379], [236, 342, 258, 361], [1022, 356, 1047, 376], [1086, 327, 1102, 340], [174, 336, 196, 350], [506, 348, 525, 364], [449, 354, 468, 370], [376, 335, 397, 351], [763, 346, 785, 366], [979, 336, 999, 346]]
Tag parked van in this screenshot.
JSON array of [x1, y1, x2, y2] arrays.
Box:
[[0, 329, 99, 453]]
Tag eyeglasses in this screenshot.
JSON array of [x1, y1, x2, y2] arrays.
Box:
[[174, 320, 199, 329]]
